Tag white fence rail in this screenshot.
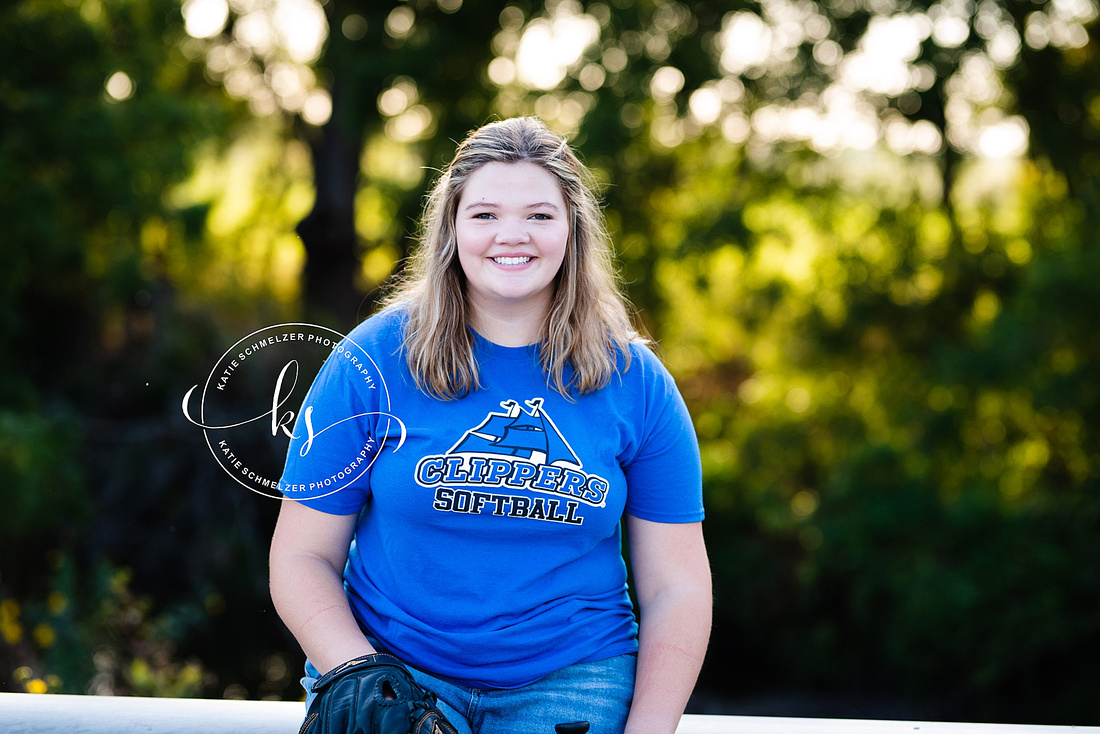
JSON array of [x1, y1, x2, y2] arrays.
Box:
[[1, 692, 1097, 733]]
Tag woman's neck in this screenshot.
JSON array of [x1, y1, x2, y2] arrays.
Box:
[[467, 299, 547, 347]]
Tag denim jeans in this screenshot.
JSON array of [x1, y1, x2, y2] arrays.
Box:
[[302, 651, 636, 734]]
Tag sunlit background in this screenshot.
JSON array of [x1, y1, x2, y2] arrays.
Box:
[[3, 0, 1099, 725], [176, 0, 1088, 154]]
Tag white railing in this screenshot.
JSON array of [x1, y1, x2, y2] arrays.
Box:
[[1, 692, 1096, 733]]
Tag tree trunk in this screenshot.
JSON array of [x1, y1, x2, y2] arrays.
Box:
[[296, 80, 363, 328]]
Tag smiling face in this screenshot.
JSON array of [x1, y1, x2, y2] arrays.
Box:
[[454, 161, 570, 334]]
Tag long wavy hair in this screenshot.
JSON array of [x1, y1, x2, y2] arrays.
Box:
[[380, 117, 642, 400]]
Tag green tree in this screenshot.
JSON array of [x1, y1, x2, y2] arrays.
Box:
[[0, 0, 281, 698]]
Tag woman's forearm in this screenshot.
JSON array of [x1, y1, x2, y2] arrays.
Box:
[[269, 503, 374, 674], [623, 516, 712, 733], [624, 583, 712, 734], [269, 548, 376, 674]]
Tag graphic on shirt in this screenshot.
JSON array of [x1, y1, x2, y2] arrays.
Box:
[[416, 398, 611, 526], [450, 398, 580, 465]]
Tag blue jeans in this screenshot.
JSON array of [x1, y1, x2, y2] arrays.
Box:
[[302, 652, 636, 734]]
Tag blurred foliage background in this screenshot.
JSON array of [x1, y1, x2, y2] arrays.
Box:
[[1, 0, 1098, 725]]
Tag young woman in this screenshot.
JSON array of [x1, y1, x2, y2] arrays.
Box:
[[270, 117, 711, 734]]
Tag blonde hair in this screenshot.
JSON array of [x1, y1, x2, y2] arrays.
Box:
[[381, 117, 642, 400]]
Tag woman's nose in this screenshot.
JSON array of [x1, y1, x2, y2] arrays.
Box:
[[495, 218, 531, 244]]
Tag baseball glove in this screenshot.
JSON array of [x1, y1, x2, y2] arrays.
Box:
[[299, 653, 460, 734]]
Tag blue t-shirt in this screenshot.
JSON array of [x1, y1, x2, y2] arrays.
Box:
[[278, 308, 703, 689]]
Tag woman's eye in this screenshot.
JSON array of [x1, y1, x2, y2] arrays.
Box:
[[472, 212, 494, 220], [530, 213, 552, 221]]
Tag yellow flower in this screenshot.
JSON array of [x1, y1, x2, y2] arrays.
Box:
[[25, 678, 48, 694], [47, 592, 68, 616], [33, 623, 56, 649], [0, 599, 23, 645]]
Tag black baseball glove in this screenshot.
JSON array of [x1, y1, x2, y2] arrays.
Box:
[[299, 653, 460, 734]]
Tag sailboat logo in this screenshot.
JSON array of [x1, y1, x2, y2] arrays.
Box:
[[417, 396, 610, 514], [449, 398, 581, 467]]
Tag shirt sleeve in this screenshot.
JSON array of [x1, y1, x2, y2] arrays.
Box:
[[621, 345, 705, 524], [277, 342, 378, 515]]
